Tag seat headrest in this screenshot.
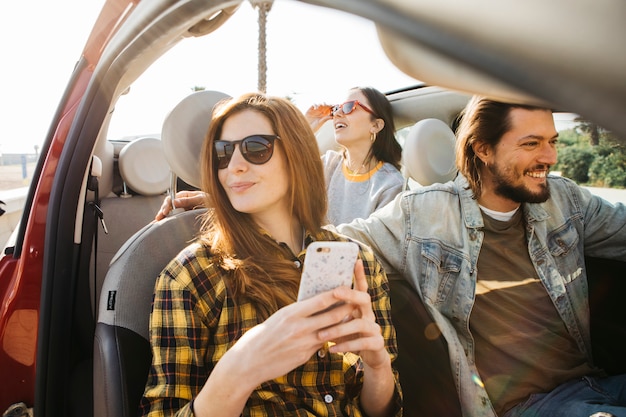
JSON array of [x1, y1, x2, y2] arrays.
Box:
[[118, 137, 170, 196], [161, 90, 231, 188], [402, 118, 457, 186]]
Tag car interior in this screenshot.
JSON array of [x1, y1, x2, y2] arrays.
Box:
[[89, 87, 626, 417], [11, 1, 624, 417]]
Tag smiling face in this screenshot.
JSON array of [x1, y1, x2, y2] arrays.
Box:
[[476, 107, 559, 211], [217, 109, 291, 227], [332, 90, 381, 148]]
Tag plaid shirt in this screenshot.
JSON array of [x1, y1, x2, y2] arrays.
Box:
[[139, 228, 401, 417]]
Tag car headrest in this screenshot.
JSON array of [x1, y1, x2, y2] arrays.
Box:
[[402, 118, 457, 186], [118, 137, 170, 196], [161, 90, 231, 188]]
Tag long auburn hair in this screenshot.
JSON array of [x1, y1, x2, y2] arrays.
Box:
[[199, 92, 328, 319], [455, 95, 547, 198], [355, 86, 402, 170]]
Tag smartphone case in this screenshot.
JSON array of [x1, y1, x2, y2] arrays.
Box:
[[297, 241, 359, 301]]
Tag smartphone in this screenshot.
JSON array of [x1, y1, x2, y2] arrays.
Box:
[[297, 241, 359, 302]]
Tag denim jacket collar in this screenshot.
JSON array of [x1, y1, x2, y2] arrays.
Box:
[[456, 174, 552, 228], [456, 175, 485, 229]]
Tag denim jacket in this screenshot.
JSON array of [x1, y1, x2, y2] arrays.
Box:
[[338, 174, 626, 417]]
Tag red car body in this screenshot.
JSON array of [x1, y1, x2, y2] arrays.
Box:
[[0, 1, 136, 409]]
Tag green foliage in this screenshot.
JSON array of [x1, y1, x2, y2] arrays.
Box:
[[557, 128, 585, 147], [554, 125, 626, 188], [589, 147, 626, 188], [556, 146, 595, 183]]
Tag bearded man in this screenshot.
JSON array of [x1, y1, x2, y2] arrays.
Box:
[[338, 96, 626, 417]]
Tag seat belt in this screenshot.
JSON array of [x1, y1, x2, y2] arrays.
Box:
[[86, 156, 108, 315]]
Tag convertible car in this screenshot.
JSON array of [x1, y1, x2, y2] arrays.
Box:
[[1, 0, 625, 416]]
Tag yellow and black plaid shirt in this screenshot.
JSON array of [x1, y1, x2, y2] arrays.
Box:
[[139, 228, 401, 417]]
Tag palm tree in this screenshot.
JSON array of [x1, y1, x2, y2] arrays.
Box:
[[575, 117, 600, 146], [249, 0, 274, 93]]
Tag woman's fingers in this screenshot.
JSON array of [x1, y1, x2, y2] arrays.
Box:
[[154, 196, 172, 221], [154, 190, 207, 221], [352, 259, 368, 293]]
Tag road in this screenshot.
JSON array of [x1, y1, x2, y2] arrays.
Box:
[[585, 186, 626, 205], [0, 162, 37, 191]]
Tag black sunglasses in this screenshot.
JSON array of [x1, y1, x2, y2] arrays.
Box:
[[331, 100, 379, 118], [214, 134, 280, 169]]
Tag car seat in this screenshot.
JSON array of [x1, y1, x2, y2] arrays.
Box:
[[118, 136, 171, 196], [92, 90, 228, 417], [402, 118, 458, 189], [389, 277, 462, 416], [93, 209, 205, 417], [392, 117, 462, 416], [94, 137, 172, 301]]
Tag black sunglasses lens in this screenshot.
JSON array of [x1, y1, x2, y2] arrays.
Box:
[[242, 136, 274, 164], [214, 135, 275, 169], [215, 142, 234, 169]]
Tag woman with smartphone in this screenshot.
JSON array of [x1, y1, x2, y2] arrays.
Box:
[[305, 86, 404, 225], [139, 93, 401, 417]]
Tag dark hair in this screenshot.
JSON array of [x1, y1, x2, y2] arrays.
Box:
[[199, 92, 328, 318], [455, 96, 549, 197], [353, 86, 402, 170]]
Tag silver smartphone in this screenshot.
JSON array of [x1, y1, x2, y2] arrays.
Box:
[[297, 241, 359, 302]]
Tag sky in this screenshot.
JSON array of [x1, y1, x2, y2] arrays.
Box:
[[0, 0, 419, 154], [0, 1, 105, 154]]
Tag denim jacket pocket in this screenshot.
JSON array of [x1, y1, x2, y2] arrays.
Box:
[[547, 221, 584, 285], [547, 221, 579, 257], [420, 241, 463, 305]]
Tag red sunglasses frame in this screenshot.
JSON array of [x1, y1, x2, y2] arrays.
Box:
[[331, 100, 379, 118]]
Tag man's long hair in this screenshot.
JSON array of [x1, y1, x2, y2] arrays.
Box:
[[455, 96, 546, 198]]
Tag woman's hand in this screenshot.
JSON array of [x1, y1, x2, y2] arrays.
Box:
[[318, 259, 397, 417], [319, 260, 390, 370], [199, 261, 396, 417], [305, 104, 333, 133], [214, 288, 357, 389], [194, 289, 362, 416], [154, 190, 207, 221]]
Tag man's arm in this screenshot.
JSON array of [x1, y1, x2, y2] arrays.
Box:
[[335, 194, 407, 276]]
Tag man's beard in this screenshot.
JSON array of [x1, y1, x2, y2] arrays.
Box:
[[489, 163, 551, 204]]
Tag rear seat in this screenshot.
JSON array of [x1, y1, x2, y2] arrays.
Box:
[[392, 118, 462, 416], [94, 137, 171, 302]]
